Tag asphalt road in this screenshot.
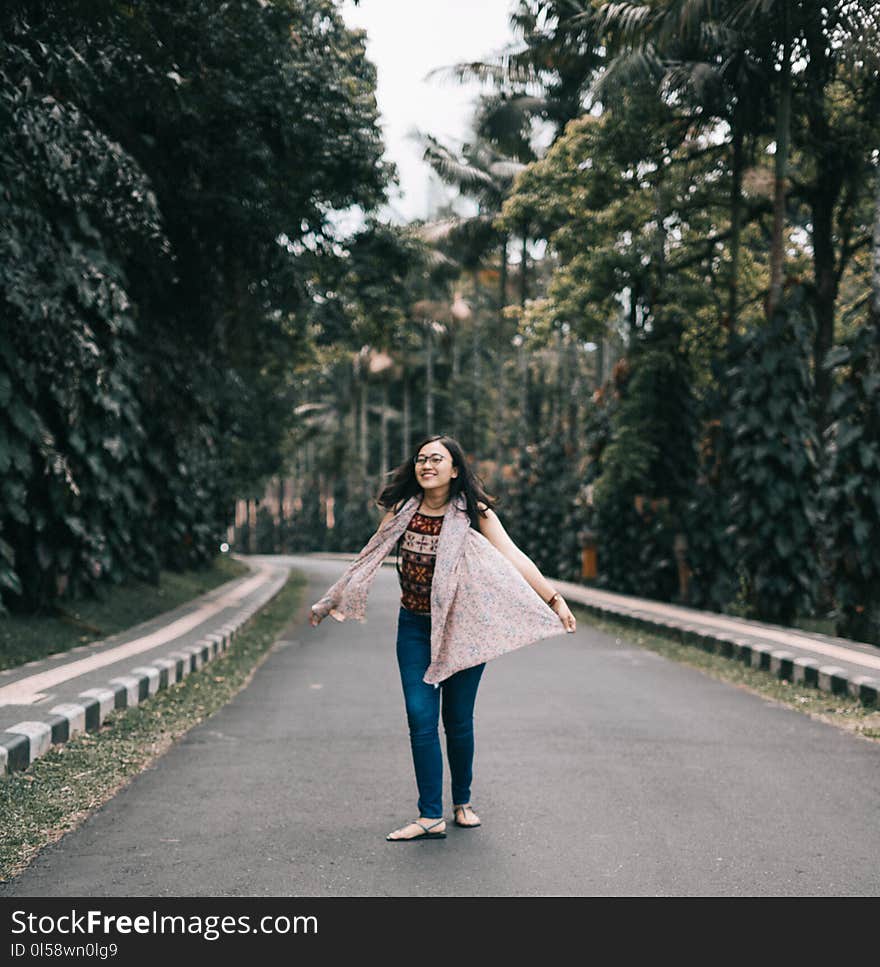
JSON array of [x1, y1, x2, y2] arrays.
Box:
[[3, 556, 879, 897]]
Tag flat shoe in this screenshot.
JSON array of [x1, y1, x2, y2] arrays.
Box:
[[386, 818, 447, 842], [453, 804, 481, 828]]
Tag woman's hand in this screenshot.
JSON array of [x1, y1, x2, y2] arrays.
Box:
[[552, 596, 576, 633]]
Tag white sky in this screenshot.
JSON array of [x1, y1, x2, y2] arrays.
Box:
[[341, 0, 518, 222]]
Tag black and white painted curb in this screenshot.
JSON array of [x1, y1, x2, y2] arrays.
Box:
[[565, 593, 880, 709], [0, 570, 288, 776]]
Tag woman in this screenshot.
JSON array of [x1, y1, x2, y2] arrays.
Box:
[[309, 434, 576, 842]]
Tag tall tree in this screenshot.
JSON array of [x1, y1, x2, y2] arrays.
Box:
[[0, 0, 391, 609]]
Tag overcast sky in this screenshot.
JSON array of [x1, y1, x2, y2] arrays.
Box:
[[341, 0, 518, 222]]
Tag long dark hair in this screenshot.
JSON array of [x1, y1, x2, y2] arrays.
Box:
[[377, 434, 497, 531]]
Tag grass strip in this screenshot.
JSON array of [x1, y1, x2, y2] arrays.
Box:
[[0, 555, 250, 670], [578, 606, 880, 742], [0, 568, 307, 884]]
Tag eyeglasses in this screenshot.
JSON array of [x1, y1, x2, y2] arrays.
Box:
[[414, 454, 447, 467]]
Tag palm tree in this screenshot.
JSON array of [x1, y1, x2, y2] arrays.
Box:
[[428, 1, 605, 143], [411, 133, 530, 455], [592, 0, 781, 324], [598, 0, 880, 436], [416, 131, 526, 309]]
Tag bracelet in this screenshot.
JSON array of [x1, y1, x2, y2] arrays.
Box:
[[546, 592, 561, 609]]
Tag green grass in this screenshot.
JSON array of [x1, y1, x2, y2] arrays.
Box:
[[0, 554, 249, 670], [0, 569, 307, 883], [577, 606, 880, 742]]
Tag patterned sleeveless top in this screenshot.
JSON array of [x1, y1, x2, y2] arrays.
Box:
[[396, 510, 444, 614]]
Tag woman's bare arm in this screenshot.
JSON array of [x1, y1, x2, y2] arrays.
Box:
[[476, 502, 576, 632], [310, 503, 398, 627], [476, 504, 556, 602]]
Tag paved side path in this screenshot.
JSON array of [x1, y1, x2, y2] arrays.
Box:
[[550, 579, 880, 704], [0, 558, 289, 774], [2, 555, 878, 897]]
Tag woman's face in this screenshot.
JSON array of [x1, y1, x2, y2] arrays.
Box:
[[415, 441, 458, 494]]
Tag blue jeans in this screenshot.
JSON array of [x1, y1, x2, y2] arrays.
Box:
[[396, 606, 485, 819]]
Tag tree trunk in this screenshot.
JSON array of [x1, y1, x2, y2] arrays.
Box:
[[451, 322, 460, 438], [727, 120, 745, 330], [471, 310, 481, 453], [518, 334, 528, 440], [488, 258, 506, 462], [402, 364, 411, 460], [768, 2, 792, 318], [873, 158, 880, 327], [554, 329, 565, 430], [348, 361, 358, 493], [380, 382, 389, 480], [629, 283, 639, 339], [488, 320, 506, 463], [811, 183, 840, 436], [534, 361, 546, 427], [653, 179, 667, 300], [359, 372, 368, 484], [515, 228, 530, 444], [499, 233, 508, 319], [425, 321, 434, 435], [567, 336, 580, 446], [277, 476, 284, 553], [801, 18, 848, 437], [247, 499, 257, 554]]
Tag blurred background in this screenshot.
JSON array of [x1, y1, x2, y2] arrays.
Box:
[[1, 0, 879, 646]]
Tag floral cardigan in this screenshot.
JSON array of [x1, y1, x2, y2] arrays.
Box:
[[310, 492, 566, 684]]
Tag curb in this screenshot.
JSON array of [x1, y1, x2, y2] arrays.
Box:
[[574, 600, 880, 708], [0, 571, 288, 777]]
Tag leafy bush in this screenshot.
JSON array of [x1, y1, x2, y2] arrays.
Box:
[[591, 312, 697, 602], [822, 320, 880, 643], [723, 287, 822, 624]]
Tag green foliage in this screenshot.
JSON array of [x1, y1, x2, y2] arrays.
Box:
[[254, 506, 278, 555], [0, 0, 390, 612], [589, 311, 698, 601], [683, 377, 740, 613], [503, 435, 585, 583], [724, 287, 822, 624], [0, 42, 165, 607], [502, 443, 542, 565], [492, 5, 878, 633], [822, 321, 880, 643], [595, 486, 680, 599], [327, 486, 379, 553], [287, 488, 325, 554]]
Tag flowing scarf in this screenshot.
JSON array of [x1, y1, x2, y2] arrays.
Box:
[[310, 493, 565, 684]]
